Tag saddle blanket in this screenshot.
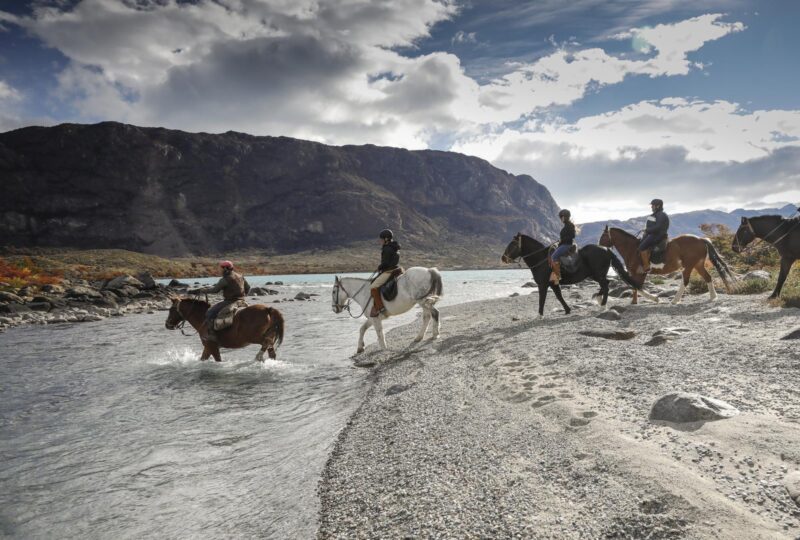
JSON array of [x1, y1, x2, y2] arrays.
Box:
[[213, 299, 248, 331]]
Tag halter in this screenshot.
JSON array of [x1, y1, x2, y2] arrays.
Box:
[[169, 298, 196, 336], [507, 235, 555, 269], [734, 216, 799, 253]]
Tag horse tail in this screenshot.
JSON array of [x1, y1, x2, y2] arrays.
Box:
[[704, 239, 735, 292], [266, 307, 285, 348], [421, 267, 443, 304], [608, 248, 640, 290]]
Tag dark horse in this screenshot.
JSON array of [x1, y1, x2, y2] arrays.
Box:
[[733, 214, 800, 299], [501, 233, 639, 317], [165, 297, 284, 362]]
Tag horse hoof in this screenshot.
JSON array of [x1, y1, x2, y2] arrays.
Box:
[[413, 337, 423, 343], [356, 347, 365, 354]]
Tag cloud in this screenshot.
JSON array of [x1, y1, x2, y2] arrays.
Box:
[[0, 80, 21, 101], [452, 30, 477, 44]]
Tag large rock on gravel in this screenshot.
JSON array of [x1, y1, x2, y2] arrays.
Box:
[[781, 328, 800, 340], [579, 329, 636, 340], [784, 471, 800, 506], [649, 392, 739, 424], [743, 270, 770, 281], [105, 275, 144, 290], [521, 281, 536, 288], [645, 327, 693, 346], [136, 272, 157, 289], [65, 286, 102, 299], [0, 291, 23, 303], [595, 310, 621, 321], [0, 302, 32, 315]]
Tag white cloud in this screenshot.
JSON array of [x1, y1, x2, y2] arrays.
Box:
[[452, 30, 477, 44], [0, 80, 21, 101]]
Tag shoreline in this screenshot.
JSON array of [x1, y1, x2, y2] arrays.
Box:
[[317, 285, 800, 538]]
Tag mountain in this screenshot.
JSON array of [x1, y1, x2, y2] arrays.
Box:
[[0, 122, 560, 256], [576, 204, 799, 245]]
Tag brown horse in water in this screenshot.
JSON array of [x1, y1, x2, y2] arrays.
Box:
[[600, 226, 735, 304], [164, 297, 284, 362]]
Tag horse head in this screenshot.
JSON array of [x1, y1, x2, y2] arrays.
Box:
[[164, 296, 185, 330], [599, 225, 612, 247], [331, 276, 349, 314], [732, 217, 756, 253], [501, 232, 523, 263]]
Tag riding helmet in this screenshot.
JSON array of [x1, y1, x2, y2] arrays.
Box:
[[558, 209, 571, 219], [650, 199, 663, 208], [219, 260, 234, 269], [379, 229, 393, 240]]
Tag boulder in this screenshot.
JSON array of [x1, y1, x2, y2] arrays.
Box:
[[112, 285, 140, 297], [649, 392, 739, 423], [294, 292, 311, 301], [781, 328, 800, 341], [521, 281, 536, 288], [40, 283, 65, 294], [105, 275, 145, 290], [608, 286, 628, 298], [645, 328, 692, 346], [784, 471, 800, 506], [27, 302, 52, 312], [595, 310, 621, 321], [274, 281, 284, 286], [509, 292, 520, 297], [250, 287, 279, 296], [743, 270, 771, 281], [579, 329, 636, 340], [168, 279, 189, 288], [65, 286, 102, 299], [0, 291, 23, 303], [0, 303, 32, 315], [136, 272, 157, 289]]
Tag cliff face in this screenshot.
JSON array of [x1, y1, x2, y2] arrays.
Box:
[[0, 122, 560, 255]]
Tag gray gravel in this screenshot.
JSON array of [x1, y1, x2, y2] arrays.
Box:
[[318, 281, 800, 539]]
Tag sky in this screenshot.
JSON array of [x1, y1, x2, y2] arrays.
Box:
[[0, 0, 798, 222]]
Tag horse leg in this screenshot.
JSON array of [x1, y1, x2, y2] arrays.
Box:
[[200, 345, 211, 361], [414, 307, 431, 342], [429, 307, 440, 339], [672, 267, 692, 305], [537, 284, 548, 318], [209, 344, 222, 362], [551, 283, 571, 315], [256, 335, 276, 362], [596, 277, 609, 307], [769, 258, 794, 299], [632, 288, 638, 305], [373, 317, 388, 349], [695, 263, 716, 301], [357, 319, 372, 354]]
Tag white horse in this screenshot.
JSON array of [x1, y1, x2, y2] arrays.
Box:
[[332, 267, 443, 353]]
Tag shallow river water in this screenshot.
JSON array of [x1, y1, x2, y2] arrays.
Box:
[[0, 269, 535, 539]]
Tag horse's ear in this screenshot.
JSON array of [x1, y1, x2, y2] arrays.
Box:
[[741, 217, 747, 224]]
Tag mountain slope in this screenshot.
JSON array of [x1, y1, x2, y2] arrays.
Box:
[[0, 122, 560, 256]]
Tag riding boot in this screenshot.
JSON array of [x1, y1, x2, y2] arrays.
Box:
[[549, 261, 561, 284], [640, 250, 651, 273], [369, 288, 385, 318]]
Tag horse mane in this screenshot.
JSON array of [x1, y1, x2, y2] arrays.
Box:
[[181, 297, 210, 309], [750, 214, 793, 224], [520, 234, 546, 249], [609, 227, 638, 241]]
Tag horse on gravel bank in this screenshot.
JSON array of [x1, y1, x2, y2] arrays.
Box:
[[165, 297, 284, 362], [600, 226, 736, 305], [501, 233, 639, 318], [733, 214, 800, 299], [332, 267, 443, 354]]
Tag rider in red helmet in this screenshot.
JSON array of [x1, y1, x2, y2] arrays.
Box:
[[188, 260, 250, 343]]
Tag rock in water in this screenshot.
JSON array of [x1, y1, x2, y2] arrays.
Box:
[[521, 282, 536, 288], [649, 392, 739, 423], [579, 329, 636, 340]]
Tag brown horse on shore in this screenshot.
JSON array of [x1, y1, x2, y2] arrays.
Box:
[[164, 297, 284, 362], [600, 226, 735, 304]]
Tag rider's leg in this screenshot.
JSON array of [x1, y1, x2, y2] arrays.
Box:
[[638, 235, 657, 272], [204, 301, 230, 343], [550, 245, 569, 283], [369, 271, 392, 317]]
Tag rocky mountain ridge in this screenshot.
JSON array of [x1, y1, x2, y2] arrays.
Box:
[[0, 122, 561, 256]]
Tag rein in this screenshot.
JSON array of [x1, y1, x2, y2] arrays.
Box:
[[334, 273, 376, 319], [510, 235, 554, 269], [735, 215, 800, 253], [173, 298, 198, 336]]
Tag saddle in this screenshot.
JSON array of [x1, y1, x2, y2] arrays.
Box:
[[213, 299, 248, 331], [379, 267, 405, 302], [651, 237, 669, 265], [549, 245, 580, 273]]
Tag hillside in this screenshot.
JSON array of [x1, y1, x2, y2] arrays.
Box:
[[0, 122, 560, 256]]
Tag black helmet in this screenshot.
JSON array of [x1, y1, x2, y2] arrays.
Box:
[[650, 199, 663, 208], [379, 229, 393, 240], [558, 209, 571, 219]]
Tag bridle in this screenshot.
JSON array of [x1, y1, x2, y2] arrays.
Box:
[[333, 276, 374, 319], [506, 234, 555, 269], [734, 217, 798, 253], [168, 298, 194, 336]]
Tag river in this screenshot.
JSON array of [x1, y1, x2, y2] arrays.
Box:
[[0, 269, 536, 539]]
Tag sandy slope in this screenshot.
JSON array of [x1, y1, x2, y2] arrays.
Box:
[[317, 282, 800, 539]]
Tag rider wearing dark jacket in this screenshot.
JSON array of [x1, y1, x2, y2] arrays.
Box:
[[550, 209, 576, 284], [371, 229, 401, 317], [639, 199, 670, 271], [189, 261, 250, 342]]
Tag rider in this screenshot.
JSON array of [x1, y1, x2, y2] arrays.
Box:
[[550, 209, 576, 284], [639, 198, 670, 272], [188, 260, 250, 343], [370, 229, 400, 317]]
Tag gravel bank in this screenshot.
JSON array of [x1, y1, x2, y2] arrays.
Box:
[[318, 282, 800, 538]]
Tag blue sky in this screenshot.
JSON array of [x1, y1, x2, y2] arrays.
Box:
[[1, 0, 798, 221]]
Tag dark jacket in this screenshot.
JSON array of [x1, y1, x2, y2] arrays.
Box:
[[195, 271, 250, 300], [379, 240, 400, 272], [645, 210, 670, 239], [559, 221, 576, 246]]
